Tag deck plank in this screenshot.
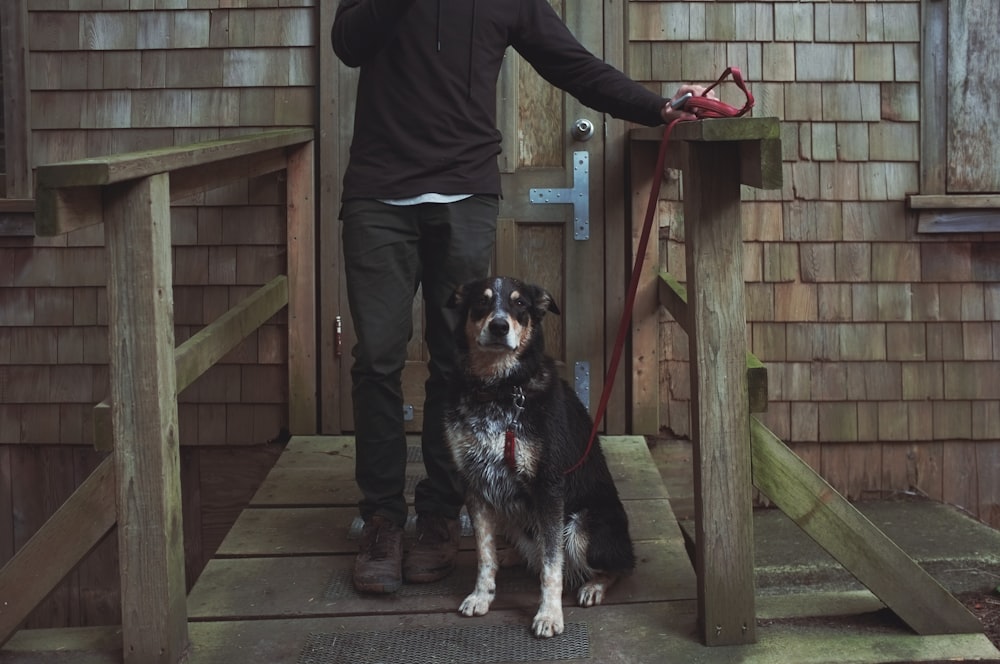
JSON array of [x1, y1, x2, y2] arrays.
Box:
[[189, 539, 695, 620], [5, 435, 1000, 663], [249, 435, 668, 506], [180, 604, 1000, 664], [217, 498, 684, 557]]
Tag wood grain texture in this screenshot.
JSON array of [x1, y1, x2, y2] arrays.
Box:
[[947, 0, 1000, 192], [285, 142, 317, 435], [684, 139, 755, 645], [0, 456, 115, 647], [657, 271, 768, 413], [751, 417, 982, 635], [103, 173, 188, 663]]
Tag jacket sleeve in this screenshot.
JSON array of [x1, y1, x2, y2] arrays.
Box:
[[332, 0, 417, 67], [511, 0, 667, 127]]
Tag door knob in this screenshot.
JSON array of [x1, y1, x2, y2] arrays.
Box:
[[571, 118, 595, 141]]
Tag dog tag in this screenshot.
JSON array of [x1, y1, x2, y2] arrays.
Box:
[[504, 428, 517, 470]]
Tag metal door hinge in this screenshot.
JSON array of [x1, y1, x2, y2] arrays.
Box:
[[529, 151, 590, 241]]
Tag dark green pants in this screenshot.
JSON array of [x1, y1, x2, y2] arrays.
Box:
[[341, 196, 498, 527]]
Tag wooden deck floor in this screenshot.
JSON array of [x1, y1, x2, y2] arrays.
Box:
[[183, 435, 699, 663], [5, 435, 1000, 663]]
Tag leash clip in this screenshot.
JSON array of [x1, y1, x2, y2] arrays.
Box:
[[505, 387, 526, 472], [510, 386, 526, 423]]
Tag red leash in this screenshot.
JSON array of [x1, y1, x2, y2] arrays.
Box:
[[564, 68, 754, 475]]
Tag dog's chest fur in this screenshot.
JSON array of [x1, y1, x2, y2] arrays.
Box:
[[445, 395, 543, 509]]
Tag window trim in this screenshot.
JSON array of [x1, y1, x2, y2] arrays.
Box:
[[916, 0, 1000, 233], [0, 0, 35, 237]]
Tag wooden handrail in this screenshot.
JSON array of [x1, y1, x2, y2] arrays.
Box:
[[35, 128, 313, 189], [631, 116, 980, 645], [91, 275, 291, 451], [1, 129, 317, 663], [35, 128, 313, 237]]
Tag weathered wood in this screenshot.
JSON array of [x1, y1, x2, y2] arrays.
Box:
[[602, 0, 629, 433], [657, 271, 690, 330], [629, 139, 662, 434], [93, 276, 290, 451], [36, 135, 312, 237], [684, 139, 755, 645], [657, 271, 768, 413], [0, 214, 34, 237], [0, 0, 32, 198], [190, 538, 689, 621], [0, 199, 34, 212], [633, 118, 782, 192], [36, 128, 314, 189], [103, 173, 188, 663], [285, 142, 317, 435], [739, 138, 783, 190], [920, 0, 948, 194], [0, 456, 116, 648], [34, 186, 103, 237], [750, 417, 983, 635], [0, 199, 35, 236], [947, 0, 1000, 192], [632, 117, 779, 144], [168, 146, 292, 203], [909, 194, 1000, 209], [319, 0, 348, 434], [916, 210, 1000, 234], [176, 276, 289, 395]]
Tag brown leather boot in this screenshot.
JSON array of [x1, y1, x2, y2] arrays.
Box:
[[353, 515, 403, 594], [403, 513, 461, 583]]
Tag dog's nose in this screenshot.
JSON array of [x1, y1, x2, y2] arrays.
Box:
[[488, 318, 510, 337]]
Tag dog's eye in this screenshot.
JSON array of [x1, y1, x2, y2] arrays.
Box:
[[514, 297, 527, 308]]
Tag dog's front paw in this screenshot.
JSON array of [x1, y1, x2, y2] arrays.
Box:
[[459, 590, 494, 617], [531, 607, 565, 638]]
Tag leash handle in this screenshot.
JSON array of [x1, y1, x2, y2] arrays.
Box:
[[564, 68, 754, 475], [685, 66, 754, 119]]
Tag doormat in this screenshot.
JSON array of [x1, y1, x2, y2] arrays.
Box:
[[297, 622, 589, 664]]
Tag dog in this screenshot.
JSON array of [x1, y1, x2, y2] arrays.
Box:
[[443, 276, 635, 638]]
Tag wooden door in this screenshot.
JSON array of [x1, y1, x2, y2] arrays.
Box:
[[327, 0, 612, 433]]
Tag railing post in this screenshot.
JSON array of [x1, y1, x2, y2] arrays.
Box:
[[683, 140, 756, 646], [104, 173, 189, 663], [286, 141, 318, 435]]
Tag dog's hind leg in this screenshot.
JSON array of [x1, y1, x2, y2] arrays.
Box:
[[458, 500, 499, 617]]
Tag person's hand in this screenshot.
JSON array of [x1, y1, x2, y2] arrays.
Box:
[[661, 85, 716, 123]]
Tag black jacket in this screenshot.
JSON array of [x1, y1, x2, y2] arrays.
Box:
[[332, 0, 668, 200]]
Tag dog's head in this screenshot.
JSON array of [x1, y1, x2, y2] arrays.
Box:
[[447, 276, 560, 378]]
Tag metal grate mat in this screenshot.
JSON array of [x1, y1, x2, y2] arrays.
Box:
[[297, 622, 589, 664]]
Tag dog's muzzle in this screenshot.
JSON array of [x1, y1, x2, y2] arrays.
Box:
[[479, 315, 518, 350]]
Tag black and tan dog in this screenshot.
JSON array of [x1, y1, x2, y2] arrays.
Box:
[[444, 276, 635, 638]]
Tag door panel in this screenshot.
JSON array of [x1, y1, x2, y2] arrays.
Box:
[[341, 0, 607, 432], [495, 0, 606, 406]]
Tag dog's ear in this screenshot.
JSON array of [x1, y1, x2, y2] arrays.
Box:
[[530, 285, 560, 317]]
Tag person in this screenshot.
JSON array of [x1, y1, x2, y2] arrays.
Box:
[[331, 0, 710, 594]]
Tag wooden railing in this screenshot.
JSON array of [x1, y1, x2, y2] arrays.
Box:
[[629, 118, 980, 646], [0, 128, 317, 664]]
